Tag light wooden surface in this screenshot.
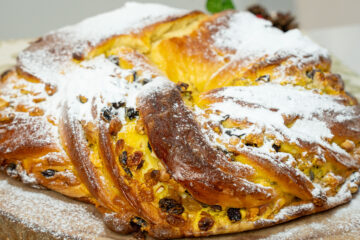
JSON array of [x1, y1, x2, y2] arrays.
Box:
[[1, 40, 360, 240]]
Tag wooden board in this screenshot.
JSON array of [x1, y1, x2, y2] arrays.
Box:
[[1, 40, 360, 240]]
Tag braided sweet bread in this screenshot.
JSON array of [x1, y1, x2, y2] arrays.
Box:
[[1, 2, 360, 239]]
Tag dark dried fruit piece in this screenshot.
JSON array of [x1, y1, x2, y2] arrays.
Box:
[[256, 74, 270, 82], [6, 163, 18, 177], [130, 216, 147, 228], [147, 142, 152, 152], [272, 144, 281, 152], [210, 205, 222, 211], [198, 215, 215, 231], [126, 107, 139, 120], [41, 169, 57, 178], [176, 82, 189, 92], [247, 4, 271, 20], [112, 101, 126, 109], [120, 151, 128, 166], [159, 198, 184, 215], [72, 51, 83, 60], [306, 69, 321, 79], [107, 55, 120, 66], [136, 160, 145, 170], [227, 208, 242, 222], [101, 107, 112, 122], [139, 78, 151, 85]]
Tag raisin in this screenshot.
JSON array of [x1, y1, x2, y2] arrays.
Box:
[[101, 107, 112, 122], [126, 107, 139, 120], [140, 78, 150, 85], [41, 169, 57, 178], [159, 198, 184, 215], [227, 208, 241, 222], [306, 69, 321, 79], [147, 142, 152, 152], [72, 51, 83, 60], [272, 144, 280, 152], [6, 163, 18, 177], [198, 216, 214, 231], [120, 151, 128, 165], [245, 143, 258, 147], [256, 74, 270, 82], [176, 82, 189, 92], [225, 130, 245, 138], [112, 101, 125, 109], [130, 216, 147, 228], [136, 160, 145, 170], [107, 55, 119, 66], [132, 71, 138, 82], [150, 170, 160, 180], [123, 166, 133, 177]]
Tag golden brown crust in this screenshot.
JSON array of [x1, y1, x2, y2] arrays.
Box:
[[0, 3, 360, 239]]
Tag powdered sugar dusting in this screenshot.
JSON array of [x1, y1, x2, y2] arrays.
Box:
[[213, 11, 328, 64], [0, 173, 110, 239], [59, 2, 188, 53], [202, 84, 356, 156]]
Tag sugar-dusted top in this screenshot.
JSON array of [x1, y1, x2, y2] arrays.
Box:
[[212, 11, 329, 63]]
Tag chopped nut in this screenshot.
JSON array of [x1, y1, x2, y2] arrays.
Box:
[[138, 186, 154, 202], [0, 112, 15, 123], [109, 118, 122, 136], [32, 97, 46, 103], [0, 98, 9, 110], [145, 169, 160, 186], [341, 140, 355, 152], [78, 95, 88, 103], [135, 119, 145, 135], [44, 83, 57, 96], [29, 107, 44, 116], [115, 139, 125, 155], [159, 170, 170, 182], [166, 214, 185, 226], [229, 136, 240, 145], [348, 183, 358, 194], [248, 208, 259, 220], [83, 122, 97, 143], [127, 151, 143, 167]]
